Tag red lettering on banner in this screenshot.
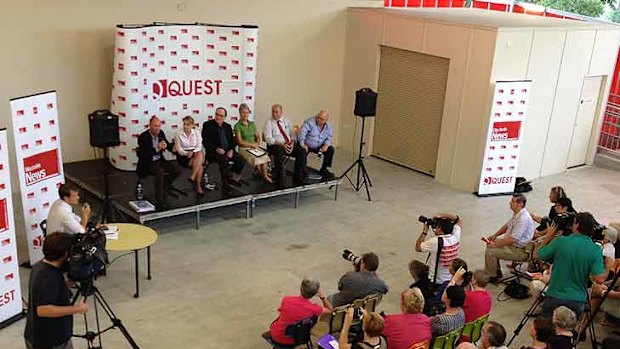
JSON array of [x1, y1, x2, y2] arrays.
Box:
[[247, 37, 255, 42], [232, 60, 239, 65], [131, 88, 138, 94], [35, 140, 43, 146], [149, 53, 155, 58], [192, 110, 200, 115], [181, 59, 189, 64], [142, 47, 147, 53], [149, 37, 155, 42], [32, 235, 42, 248], [23, 149, 60, 186], [192, 50, 199, 56], [34, 123, 40, 129], [130, 71, 138, 76], [232, 30, 240, 35], [219, 36, 227, 41], [158, 45, 165, 51], [116, 31, 125, 37], [207, 59, 214, 64], [207, 103, 215, 108], [231, 89, 239, 94], [121, 141, 127, 146], [16, 110, 25, 116], [192, 35, 199, 40], [192, 65, 200, 71], [207, 29, 215, 34], [171, 66, 178, 71], [3, 256, 12, 264], [491, 121, 522, 142], [219, 51, 227, 57], [27, 192, 34, 199], [231, 75, 238, 80], [510, 89, 515, 95], [18, 127, 26, 134], [41, 187, 48, 193], [231, 104, 238, 109], [157, 29, 164, 35], [207, 44, 215, 49], [130, 39, 137, 44], [1, 238, 10, 246], [21, 144, 28, 150], [150, 68, 155, 73], [119, 155, 127, 160], [118, 96, 126, 101], [0, 199, 7, 233], [170, 35, 177, 40], [219, 65, 227, 71], [130, 55, 137, 61], [483, 176, 513, 186], [33, 107, 38, 115], [181, 44, 188, 49], [131, 104, 139, 109], [30, 223, 37, 230], [181, 29, 188, 34], [152, 79, 222, 98], [118, 112, 126, 117], [4, 273, 14, 281], [118, 80, 126, 86], [182, 104, 188, 110], [246, 82, 253, 87], [117, 48, 125, 54], [247, 52, 254, 58], [245, 96, 253, 101], [231, 45, 239, 51], [246, 67, 254, 72]]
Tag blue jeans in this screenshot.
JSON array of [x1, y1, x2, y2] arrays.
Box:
[[542, 296, 585, 319]]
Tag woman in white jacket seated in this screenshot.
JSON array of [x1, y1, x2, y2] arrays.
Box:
[[174, 116, 205, 195]]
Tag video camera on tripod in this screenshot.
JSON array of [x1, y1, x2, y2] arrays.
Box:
[[68, 225, 107, 286]]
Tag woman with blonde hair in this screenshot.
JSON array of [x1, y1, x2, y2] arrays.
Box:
[[233, 104, 272, 183], [340, 309, 387, 349], [174, 116, 205, 195], [382, 288, 432, 349]]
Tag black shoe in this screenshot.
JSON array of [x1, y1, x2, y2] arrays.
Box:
[[320, 169, 335, 180], [293, 176, 308, 186], [156, 203, 170, 211]]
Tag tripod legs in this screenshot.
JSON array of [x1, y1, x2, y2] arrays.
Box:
[[507, 294, 545, 347], [341, 160, 372, 201]]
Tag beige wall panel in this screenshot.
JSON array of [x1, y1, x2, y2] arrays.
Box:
[[339, 9, 384, 155], [518, 29, 566, 179], [589, 30, 620, 76], [423, 23, 472, 184], [492, 29, 534, 80], [383, 16, 425, 52], [450, 29, 497, 192], [541, 29, 596, 176]]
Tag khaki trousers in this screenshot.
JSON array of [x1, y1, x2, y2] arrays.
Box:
[[484, 244, 529, 277]]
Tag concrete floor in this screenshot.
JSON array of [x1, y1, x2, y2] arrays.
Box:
[[2, 153, 620, 348]]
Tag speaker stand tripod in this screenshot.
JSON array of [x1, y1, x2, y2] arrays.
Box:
[[96, 147, 127, 223], [340, 116, 373, 201]]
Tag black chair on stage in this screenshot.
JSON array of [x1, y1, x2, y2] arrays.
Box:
[[262, 316, 317, 349]]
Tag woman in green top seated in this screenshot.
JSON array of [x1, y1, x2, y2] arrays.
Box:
[[234, 103, 272, 183]]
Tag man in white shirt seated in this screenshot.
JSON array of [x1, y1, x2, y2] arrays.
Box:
[[483, 193, 535, 283], [47, 184, 91, 235], [264, 104, 306, 185]]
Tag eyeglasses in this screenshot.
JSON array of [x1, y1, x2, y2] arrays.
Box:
[[215, 113, 225, 117]]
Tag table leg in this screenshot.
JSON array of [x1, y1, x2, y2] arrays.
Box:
[[147, 246, 152, 280], [133, 250, 140, 298], [295, 191, 300, 208]]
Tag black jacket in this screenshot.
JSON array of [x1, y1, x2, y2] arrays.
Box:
[[136, 130, 172, 177], [201, 120, 236, 154]]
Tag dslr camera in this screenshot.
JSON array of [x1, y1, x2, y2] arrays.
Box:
[[68, 226, 108, 284], [419, 215, 456, 231], [342, 249, 362, 271]]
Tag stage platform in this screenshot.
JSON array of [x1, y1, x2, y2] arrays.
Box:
[[64, 159, 341, 228]]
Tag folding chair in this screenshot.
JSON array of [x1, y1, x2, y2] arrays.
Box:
[[460, 314, 489, 343], [264, 316, 318, 349], [432, 327, 463, 349]]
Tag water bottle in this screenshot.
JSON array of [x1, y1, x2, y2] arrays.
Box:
[[136, 182, 144, 200]]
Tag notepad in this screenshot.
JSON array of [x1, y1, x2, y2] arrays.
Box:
[[247, 148, 266, 157], [129, 200, 156, 213]]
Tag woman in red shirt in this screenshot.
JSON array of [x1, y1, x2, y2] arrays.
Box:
[[382, 288, 432, 349]]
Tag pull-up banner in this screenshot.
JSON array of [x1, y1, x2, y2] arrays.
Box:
[[477, 81, 532, 196], [10, 91, 65, 264], [109, 23, 259, 171], [0, 129, 24, 327]]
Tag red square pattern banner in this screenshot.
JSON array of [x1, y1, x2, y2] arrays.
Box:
[[10, 91, 65, 264], [0, 129, 24, 324], [109, 24, 259, 171]]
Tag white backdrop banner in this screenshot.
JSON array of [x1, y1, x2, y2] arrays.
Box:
[[0, 129, 24, 325], [477, 81, 532, 195], [109, 23, 259, 170], [10, 91, 65, 264]]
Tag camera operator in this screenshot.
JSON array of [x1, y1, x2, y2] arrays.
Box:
[[535, 212, 607, 318], [414, 213, 462, 294], [483, 194, 535, 284], [24, 232, 90, 349], [329, 252, 388, 307], [47, 184, 93, 235]]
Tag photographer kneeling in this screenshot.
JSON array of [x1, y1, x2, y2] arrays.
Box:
[[329, 252, 388, 307], [24, 232, 90, 349]]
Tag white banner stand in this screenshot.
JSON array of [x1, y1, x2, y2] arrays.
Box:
[[0, 128, 25, 328], [477, 81, 532, 196], [10, 91, 65, 265]]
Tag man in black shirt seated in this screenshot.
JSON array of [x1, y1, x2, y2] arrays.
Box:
[[202, 107, 245, 192], [137, 116, 182, 210], [24, 232, 90, 349]]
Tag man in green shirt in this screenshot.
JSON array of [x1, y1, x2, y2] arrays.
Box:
[[536, 212, 607, 318]]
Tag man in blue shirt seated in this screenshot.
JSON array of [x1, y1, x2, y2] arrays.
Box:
[[298, 110, 335, 179]]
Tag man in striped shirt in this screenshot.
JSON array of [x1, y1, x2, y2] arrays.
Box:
[[415, 214, 462, 288]]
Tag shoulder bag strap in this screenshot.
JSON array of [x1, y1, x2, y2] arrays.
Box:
[[433, 236, 444, 284]]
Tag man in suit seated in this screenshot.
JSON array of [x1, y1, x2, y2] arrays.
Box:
[[299, 110, 335, 179], [202, 107, 245, 192], [136, 116, 182, 210], [264, 104, 306, 185]]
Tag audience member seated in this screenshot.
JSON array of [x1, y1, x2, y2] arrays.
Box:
[[601, 225, 617, 272], [461, 270, 492, 324], [480, 321, 509, 349], [329, 252, 389, 307], [263, 277, 332, 347], [536, 212, 607, 318], [415, 213, 462, 293], [409, 260, 432, 315], [520, 317, 554, 349], [484, 194, 535, 283], [298, 110, 335, 179], [174, 116, 205, 195], [339, 309, 387, 349], [136, 116, 182, 210], [47, 184, 91, 235], [382, 288, 432, 349], [533, 198, 574, 239], [234, 103, 272, 183], [550, 306, 576, 349], [531, 186, 574, 232], [202, 107, 245, 192], [431, 285, 466, 336], [264, 104, 306, 185], [448, 259, 468, 286], [529, 263, 552, 303]]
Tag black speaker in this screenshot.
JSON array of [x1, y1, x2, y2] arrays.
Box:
[[89, 110, 120, 148], [354, 88, 377, 117]]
